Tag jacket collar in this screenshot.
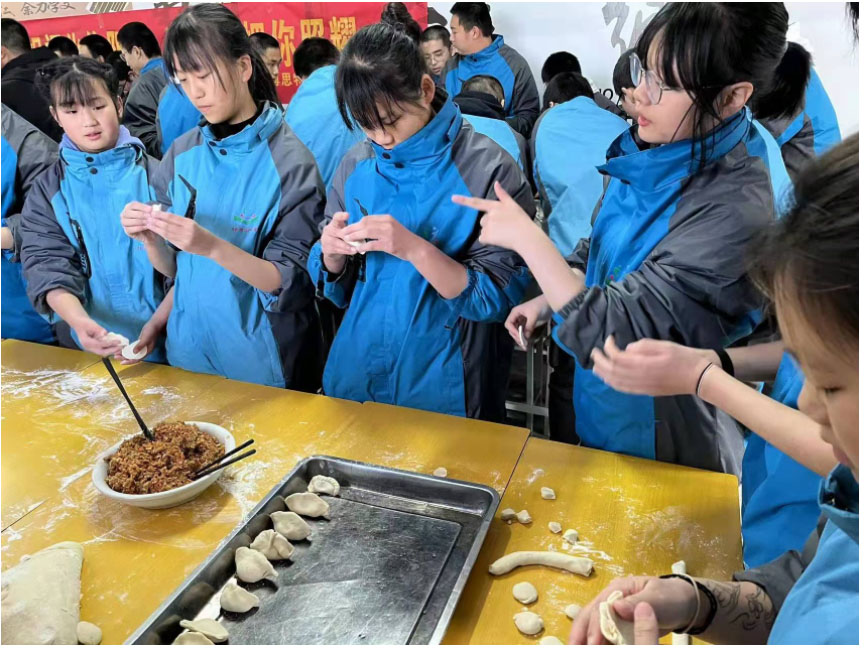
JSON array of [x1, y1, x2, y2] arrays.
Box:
[[598, 109, 750, 191], [463, 34, 504, 64], [140, 57, 165, 77], [819, 464, 859, 543], [3, 47, 56, 80], [59, 126, 144, 169], [200, 102, 283, 153], [454, 90, 506, 120]]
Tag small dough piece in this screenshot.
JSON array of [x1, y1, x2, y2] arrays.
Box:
[[121, 340, 147, 361], [512, 581, 538, 604], [564, 603, 582, 620], [514, 611, 544, 635], [180, 619, 228, 643], [270, 511, 312, 541], [173, 632, 214, 645], [541, 487, 556, 500], [104, 332, 130, 348], [77, 621, 102, 645], [219, 578, 260, 614], [540, 637, 563, 645], [307, 475, 340, 496], [250, 529, 294, 561], [433, 466, 448, 478], [548, 522, 562, 534], [563, 528, 579, 544], [516, 509, 532, 524], [489, 551, 593, 577], [599, 591, 635, 645], [671, 560, 687, 574], [285, 492, 330, 519], [500, 508, 518, 521], [234, 547, 277, 583]]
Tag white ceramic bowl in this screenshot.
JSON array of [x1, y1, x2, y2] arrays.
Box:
[[92, 421, 235, 509]]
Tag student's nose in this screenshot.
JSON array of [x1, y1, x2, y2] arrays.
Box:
[[632, 76, 650, 107]]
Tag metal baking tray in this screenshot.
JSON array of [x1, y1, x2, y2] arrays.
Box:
[[127, 455, 499, 645]]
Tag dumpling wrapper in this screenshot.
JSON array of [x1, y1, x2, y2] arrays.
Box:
[[599, 591, 635, 645], [121, 339, 147, 360]]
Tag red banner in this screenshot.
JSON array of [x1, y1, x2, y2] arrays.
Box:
[[20, 2, 427, 103]]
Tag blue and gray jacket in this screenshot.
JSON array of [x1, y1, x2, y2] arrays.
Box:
[[555, 110, 777, 474], [736, 464, 858, 644], [18, 127, 166, 360], [463, 114, 527, 173], [154, 103, 324, 390], [530, 96, 629, 254], [1, 107, 57, 344], [156, 83, 202, 157], [284, 65, 366, 191], [760, 68, 841, 178], [308, 90, 533, 420], [443, 36, 540, 138], [123, 57, 169, 158]]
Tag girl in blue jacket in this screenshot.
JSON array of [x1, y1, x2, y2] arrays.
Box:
[[18, 57, 166, 361], [307, 23, 533, 421], [456, 3, 805, 474], [121, 4, 324, 390]]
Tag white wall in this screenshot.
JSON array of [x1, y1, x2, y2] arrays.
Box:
[[430, 2, 859, 135]]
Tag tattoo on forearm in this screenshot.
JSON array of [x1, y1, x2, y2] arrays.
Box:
[[708, 581, 776, 635]]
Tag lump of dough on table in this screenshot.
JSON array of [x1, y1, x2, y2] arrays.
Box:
[[234, 547, 277, 583], [250, 529, 294, 561], [540, 636, 563, 645], [514, 610, 544, 635], [1, 541, 83, 645], [516, 509, 532, 524], [500, 508, 518, 522], [270, 511, 312, 541], [285, 492, 330, 519], [548, 521, 562, 534], [179, 619, 228, 643], [219, 578, 260, 614], [599, 591, 635, 645], [512, 581, 538, 604], [564, 603, 582, 620], [307, 475, 340, 496], [77, 621, 102, 645], [433, 466, 448, 478], [489, 551, 593, 577], [563, 528, 578, 543], [173, 631, 214, 645], [541, 487, 556, 500]]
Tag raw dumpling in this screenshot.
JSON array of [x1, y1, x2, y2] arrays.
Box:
[[541, 487, 556, 500], [599, 591, 635, 645], [270, 511, 312, 541], [173, 631, 214, 645], [250, 529, 294, 561], [516, 510, 532, 524], [514, 611, 544, 635], [179, 619, 228, 643], [512, 581, 538, 604], [234, 547, 277, 583], [285, 492, 330, 519], [219, 578, 260, 614], [77, 621, 102, 645], [307, 475, 340, 496], [500, 508, 518, 521], [548, 522, 562, 534]]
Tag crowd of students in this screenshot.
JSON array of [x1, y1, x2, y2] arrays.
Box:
[[0, 1, 858, 644]]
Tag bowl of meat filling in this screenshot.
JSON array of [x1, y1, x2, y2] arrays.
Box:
[[92, 421, 235, 509]]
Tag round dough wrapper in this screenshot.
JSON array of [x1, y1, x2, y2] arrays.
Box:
[[512, 581, 538, 604], [514, 611, 544, 635], [121, 340, 147, 361]]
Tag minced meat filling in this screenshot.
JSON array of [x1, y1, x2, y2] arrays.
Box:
[[106, 422, 223, 495]]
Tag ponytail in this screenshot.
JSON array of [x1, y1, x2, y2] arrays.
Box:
[[750, 42, 812, 120]]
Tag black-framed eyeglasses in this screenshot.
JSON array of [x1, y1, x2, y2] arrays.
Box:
[[629, 52, 673, 105]]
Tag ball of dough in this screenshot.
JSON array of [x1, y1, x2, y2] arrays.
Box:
[[285, 492, 330, 519], [179, 619, 228, 643], [234, 547, 277, 583], [77, 621, 102, 645], [512, 581, 538, 604], [564, 603, 582, 620], [172, 632, 214, 645], [516, 509, 532, 524], [514, 611, 544, 635], [548, 522, 562, 534], [500, 508, 517, 521], [270, 511, 312, 541], [219, 578, 259, 614], [250, 529, 294, 561], [433, 467, 448, 478], [307, 475, 340, 496], [540, 637, 563, 645], [563, 528, 579, 544], [540, 487, 556, 500]]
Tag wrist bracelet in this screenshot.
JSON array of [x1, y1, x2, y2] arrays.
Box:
[[714, 348, 735, 377], [660, 574, 718, 636], [694, 362, 714, 396]]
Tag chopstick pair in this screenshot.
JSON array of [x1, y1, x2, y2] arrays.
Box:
[[192, 439, 256, 480]]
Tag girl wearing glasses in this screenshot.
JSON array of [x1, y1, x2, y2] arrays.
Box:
[[454, 3, 808, 474]]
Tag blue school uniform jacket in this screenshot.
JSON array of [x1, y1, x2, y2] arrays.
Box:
[[154, 103, 324, 389], [554, 110, 776, 474], [463, 114, 528, 172], [156, 83, 202, 157], [1, 107, 57, 344], [284, 65, 366, 191], [18, 127, 166, 360], [530, 96, 628, 254], [444, 36, 540, 138], [307, 90, 533, 420]]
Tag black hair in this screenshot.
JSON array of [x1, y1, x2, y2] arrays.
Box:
[[849, 2, 859, 40], [461, 74, 504, 102], [36, 56, 119, 109], [750, 42, 812, 120], [636, 3, 793, 169], [381, 2, 422, 44], [106, 50, 132, 96], [541, 51, 581, 84], [48, 35, 79, 57], [542, 72, 593, 107], [79, 33, 114, 61], [750, 134, 858, 349], [249, 31, 280, 55], [1, 18, 30, 54], [116, 21, 161, 58], [293, 37, 340, 78], [612, 47, 635, 93], [164, 3, 279, 107], [336, 22, 426, 131], [450, 3, 494, 38], [421, 24, 451, 48]]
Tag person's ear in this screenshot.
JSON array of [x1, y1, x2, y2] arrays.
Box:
[[471, 26, 481, 40], [115, 96, 124, 120], [719, 81, 753, 118], [237, 53, 253, 84], [420, 73, 436, 104], [0, 45, 9, 67]]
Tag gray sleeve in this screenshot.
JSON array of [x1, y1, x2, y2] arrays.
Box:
[[514, 130, 530, 179], [123, 73, 164, 158], [565, 238, 590, 272], [501, 49, 540, 139]]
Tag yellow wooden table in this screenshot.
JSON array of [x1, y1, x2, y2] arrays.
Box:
[[443, 438, 743, 645]]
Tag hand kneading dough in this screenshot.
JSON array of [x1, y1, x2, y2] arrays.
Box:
[[540, 487, 556, 500], [433, 466, 448, 477], [173, 631, 214, 645], [516, 509, 532, 524], [514, 611, 544, 635], [219, 579, 260, 614], [234, 547, 277, 583], [307, 475, 340, 496], [250, 529, 294, 561], [77, 621, 102, 645], [270, 511, 312, 541], [285, 492, 330, 519], [540, 637, 563, 645], [500, 508, 517, 521], [1, 541, 83, 645], [489, 551, 593, 576], [512, 581, 538, 604], [564, 603, 582, 620], [180, 619, 228, 643], [599, 591, 635, 645]]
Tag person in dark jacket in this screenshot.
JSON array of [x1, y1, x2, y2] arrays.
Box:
[[48, 36, 78, 58], [118, 21, 168, 157], [1, 19, 63, 141], [444, 3, 539, 138], [78, 34, 112, 63], [308, 23, 533, 421], [420, 25, 451, 86], [249, 32, 282, 85]]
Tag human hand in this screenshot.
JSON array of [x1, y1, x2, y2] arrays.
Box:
[[451, 181, 535, 252], [505, 295, 553, 349], [120, 202, 160, 245], [145, 209, 218, 257], [340, 214, 423, 262]]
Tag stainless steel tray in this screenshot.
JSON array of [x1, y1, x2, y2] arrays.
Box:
[[127, 455, 499, 645]]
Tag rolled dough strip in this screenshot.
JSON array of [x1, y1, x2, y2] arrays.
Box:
[[599, 591, 635, 645], [489, 551, 593, 576]]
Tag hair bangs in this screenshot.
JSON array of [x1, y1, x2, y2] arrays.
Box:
[[336, 63, 401, 131], [164, 15, 226, 88]]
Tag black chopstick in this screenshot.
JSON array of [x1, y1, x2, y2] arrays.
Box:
[[192, 448, 257, 480], [193, 439, 255, 476], [102, 357, 154, 441]]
